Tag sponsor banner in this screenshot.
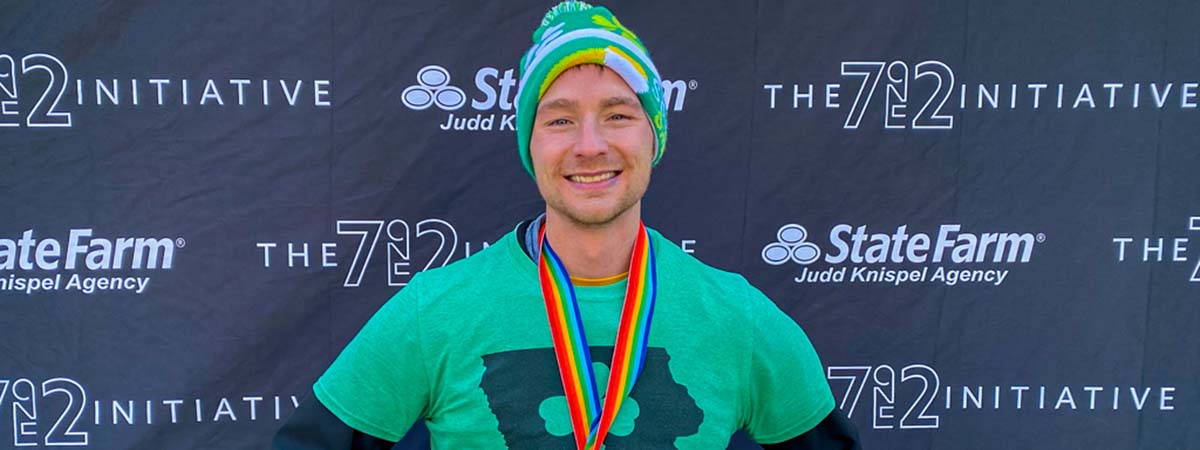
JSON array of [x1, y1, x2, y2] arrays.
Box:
[[0, 229, 184, 295], [0, 51, 333, 128], [761, 222, 1044, 287], [763, 60, 1197, 131], [397, 64, 697, 133], [255, 218, 484, 288], [0, 51, 330, 130], [253, 218, 701, 289], [1112, 215, 1200, 284], [827, 364, 1180, 429], [0, 377, 298, 448], [2, 1, 1197, 449]]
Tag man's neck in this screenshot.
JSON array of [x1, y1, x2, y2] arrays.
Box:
[[543, 205, 642, 280]]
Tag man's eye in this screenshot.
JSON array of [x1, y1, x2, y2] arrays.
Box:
[[609, 114, 631, 121], [548, 118, 570, 126]]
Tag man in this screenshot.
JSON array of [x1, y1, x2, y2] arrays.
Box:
[[275, 2, 860, 449]]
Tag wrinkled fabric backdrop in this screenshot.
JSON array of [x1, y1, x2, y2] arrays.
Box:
[[1, 1, 1197, 449]]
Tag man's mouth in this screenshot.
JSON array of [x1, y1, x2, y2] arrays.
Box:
[[566, 171, 620, 183]]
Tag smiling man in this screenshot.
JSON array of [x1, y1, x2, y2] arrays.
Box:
[[274, 2, 859, 449]]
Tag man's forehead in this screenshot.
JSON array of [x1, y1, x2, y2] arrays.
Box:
[[536, 95, 640, 113]]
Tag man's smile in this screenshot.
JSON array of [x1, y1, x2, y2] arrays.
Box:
[[566, 170, 622, 184]]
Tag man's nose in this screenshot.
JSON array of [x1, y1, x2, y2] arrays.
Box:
[[574, 117, 607, 157]]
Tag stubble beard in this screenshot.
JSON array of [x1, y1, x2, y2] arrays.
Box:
[[540, 173, 650, 229]]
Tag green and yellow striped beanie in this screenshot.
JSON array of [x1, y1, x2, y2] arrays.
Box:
[[516, 1, 668, 177]]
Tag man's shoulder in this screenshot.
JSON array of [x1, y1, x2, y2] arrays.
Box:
[[647, 227, 756, 297], [647, 228, 786, 337], [410, 229, 530, 299]]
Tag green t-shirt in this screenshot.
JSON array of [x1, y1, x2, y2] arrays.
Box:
[[314, 228, 834, 449]]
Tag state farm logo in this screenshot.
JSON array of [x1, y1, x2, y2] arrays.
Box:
[[0, 228, 184, 295], [401, 65, 466, 111], [761, 224, 820, 265], [400, 63, 696, 132], [763, 222, 1045, 286], [0, 52, 331, 129]]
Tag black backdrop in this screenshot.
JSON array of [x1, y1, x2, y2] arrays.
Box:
[[1, 1, 1197, 449]]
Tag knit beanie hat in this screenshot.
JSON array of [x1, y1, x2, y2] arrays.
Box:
[[515, 1, 668, 177]]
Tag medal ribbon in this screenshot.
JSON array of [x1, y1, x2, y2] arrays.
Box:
[[537, 222, 657, 450]]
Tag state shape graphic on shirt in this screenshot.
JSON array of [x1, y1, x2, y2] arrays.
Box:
[[539, 362, 639, 437], [479, 346, 703, 449]]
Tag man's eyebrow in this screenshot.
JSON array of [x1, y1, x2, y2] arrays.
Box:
[[601, 96, 639, 108], [537, 98, 577, 115]]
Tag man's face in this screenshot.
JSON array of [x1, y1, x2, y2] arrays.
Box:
[[530, 65, 655, 228]]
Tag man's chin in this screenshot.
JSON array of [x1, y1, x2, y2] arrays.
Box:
[[556, 204, 634, 228], [563, 211, 621, 227]]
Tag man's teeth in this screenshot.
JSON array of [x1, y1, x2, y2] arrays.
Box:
[[568, 172, 617, 183]]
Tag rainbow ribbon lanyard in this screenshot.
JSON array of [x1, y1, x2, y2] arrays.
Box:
[[537, 222, 657, 450]]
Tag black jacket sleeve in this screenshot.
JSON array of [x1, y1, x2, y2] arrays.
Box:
[[273, 396, 397, 450], [760, 410, 862, 450]]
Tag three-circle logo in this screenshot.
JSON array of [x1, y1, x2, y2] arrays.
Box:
[[762, 224, 821, 265], [401, 65, 466, 111]]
